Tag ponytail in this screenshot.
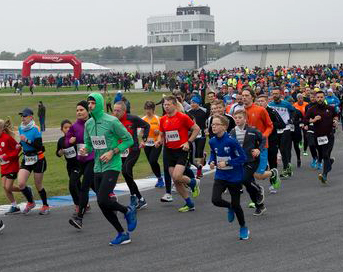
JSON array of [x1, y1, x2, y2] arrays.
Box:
[[0, 118, 15, 138]]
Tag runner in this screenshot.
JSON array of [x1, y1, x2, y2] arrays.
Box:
[[113, 101, 150, 210], [230, 110, 270, 216], [268, 89, 295, 178], [256, 95, 285, 193], [155, 95, 201, 212], [56, 119, 80, 214], [209, 114, 249, 240], [187, 96, 207, 178], [141, 101, 164, 188], [80, 92, 137, 245], [0, 118, 21, 214], [66, 101, 95, 228], [17, 108, 49, 215], [304, 91, 338, 184]]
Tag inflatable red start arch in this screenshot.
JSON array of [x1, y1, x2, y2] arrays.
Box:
[[22, 54, 82, 79]]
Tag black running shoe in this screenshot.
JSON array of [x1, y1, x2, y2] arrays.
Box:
[[253, 205, 267, 216], [69, 216, 83, 230]]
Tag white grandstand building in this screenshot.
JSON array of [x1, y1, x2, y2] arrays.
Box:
[[202, 42, 343, 70]]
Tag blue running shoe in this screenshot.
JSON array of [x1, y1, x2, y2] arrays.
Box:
[[228, 208, 235, 223], [310, 159, 317, 169], [109, 232, 131, 245], [125, 206, 137, 232], [155, 177, 165, 188], [130, 195, 138, 207], [317, 163, 323, 170], [239, 226, 250, 240]]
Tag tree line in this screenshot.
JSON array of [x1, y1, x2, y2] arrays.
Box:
[[0, 42, 237, 64]]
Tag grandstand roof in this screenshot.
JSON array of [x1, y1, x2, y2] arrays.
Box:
[[0, 60, 110, 71]]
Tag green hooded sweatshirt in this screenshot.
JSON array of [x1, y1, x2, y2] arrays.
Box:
[[84, 93, 133, 173]]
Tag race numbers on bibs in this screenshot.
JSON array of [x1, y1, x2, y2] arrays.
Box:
[[0, 157, 9, 165], [216, 156, 232, 170], [289, 124, 295, 132], [317, 136, 328, 146], [145, 138, 155, 146], [121, 148, 130, 158], [24, 155, 38, 166], [63, 147, 77, 159], [91, 136, 107, 150], [165, 130, 180, 142]]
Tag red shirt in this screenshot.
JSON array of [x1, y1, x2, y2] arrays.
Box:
[[0, 132, 21, 175], [160, 112, 195, 149]]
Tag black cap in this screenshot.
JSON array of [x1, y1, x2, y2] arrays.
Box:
[[19, 108, 34, 117], [77, 100, 89, 111]]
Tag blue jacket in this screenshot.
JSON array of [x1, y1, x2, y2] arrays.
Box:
[[209, 132, 246, 183], [325, 95, 340, 113]]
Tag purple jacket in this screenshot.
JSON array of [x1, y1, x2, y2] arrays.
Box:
[[65, 119, 94, 162]]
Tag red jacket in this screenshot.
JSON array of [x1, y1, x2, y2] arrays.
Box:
[[0, 132, 21, 175]]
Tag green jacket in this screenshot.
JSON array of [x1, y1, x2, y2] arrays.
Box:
[[84, 93, 133, 173]]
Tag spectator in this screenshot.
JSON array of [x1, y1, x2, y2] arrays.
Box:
[[38, 101, 46, 132]]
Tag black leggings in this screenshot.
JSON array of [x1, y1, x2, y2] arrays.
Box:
[[67, 164, 81, 206], [94, 170, 128, 233], [71, 160, 95, 218], [292, 132, 302, 161], [318, 134, 335, 176], [163, 147, 172, 194], [192, 137, 206, 159], [302, 128, 308, 152], [211, 179, 245, 227], [268, 141, 278, 170], [278, 130, 292, 169], [144, 146, 162, 178], [122, 149, 142, 199], [242, 162, 263, 208]]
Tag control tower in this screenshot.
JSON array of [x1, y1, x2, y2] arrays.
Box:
[[147, 4, 215, 71]]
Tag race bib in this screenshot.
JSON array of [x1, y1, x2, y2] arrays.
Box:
[[63, 147, 77, 159], [91, 136, 107, 150], [196, 130, 203, 139], [0, 157, 9, 165], [289, 124, 295, 132], [77, 144, 88, 156], [277, 129, 285, 134], [24, 155, 38, 166], [145, 138, 155, 147], [317, 136, 328, 146], [217, 156, 233, 170], [121, 148, 130, 158], [165, 130, 180, 142]]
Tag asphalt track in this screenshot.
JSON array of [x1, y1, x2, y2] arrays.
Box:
[[1, 136, 343, 272]]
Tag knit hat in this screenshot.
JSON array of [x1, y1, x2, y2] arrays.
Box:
[[77, 100, 89, 111]]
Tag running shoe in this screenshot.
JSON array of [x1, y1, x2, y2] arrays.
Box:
[[248, 202, 256, 208], [0, 220, 4, 233], [85, 204, 91, 212], [280, 169, 289, 179], [297, 160, 301, 168], [160, 193, 173, 202], [109, 192, 118, 202], [130, 195, 138, 207], [171, 184, 177, 193], [253, 205, 267, 216], [196, 165, 203, 179], [136, 198, 147, 210], [125, 205, 137, 232], [303, 151, 308, 156], [269, 185, 277, 194], [317, 163, 323, 170], [318, 173, 328, 185], [109, 232, 131, 245], [310, 159, 317, 169], [39, 205, 50, 215], [155, 177, 165, 188], [286, 163, 293, 177], [22, 202, 36, 215], [69, 216, 83, 230], [255, 185, 265, 205], [270, 168, 279, 184], [299, 141, 303, 149], [228, 208, 235, 223], [191, 179, 200, 198], [5, 206, 21, 215], [178, 204, 195, 212], [239, 226, 250, 240]]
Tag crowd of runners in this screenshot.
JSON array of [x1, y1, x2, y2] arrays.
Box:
[[0, 65, 340, 243]]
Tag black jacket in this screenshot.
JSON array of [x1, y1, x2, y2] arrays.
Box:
[[266, 106, 286, 143], [230, 125, 266, 164]]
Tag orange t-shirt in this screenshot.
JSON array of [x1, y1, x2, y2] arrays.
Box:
[[142, 115, 160, 146], [244, 103, 273, 148], [293, 101, 308, 116]]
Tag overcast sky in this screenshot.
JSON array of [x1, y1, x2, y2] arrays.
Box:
[[1, 0, 343, 53]]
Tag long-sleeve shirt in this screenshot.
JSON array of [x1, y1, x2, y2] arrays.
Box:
[[209, 132, 246, 183]]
